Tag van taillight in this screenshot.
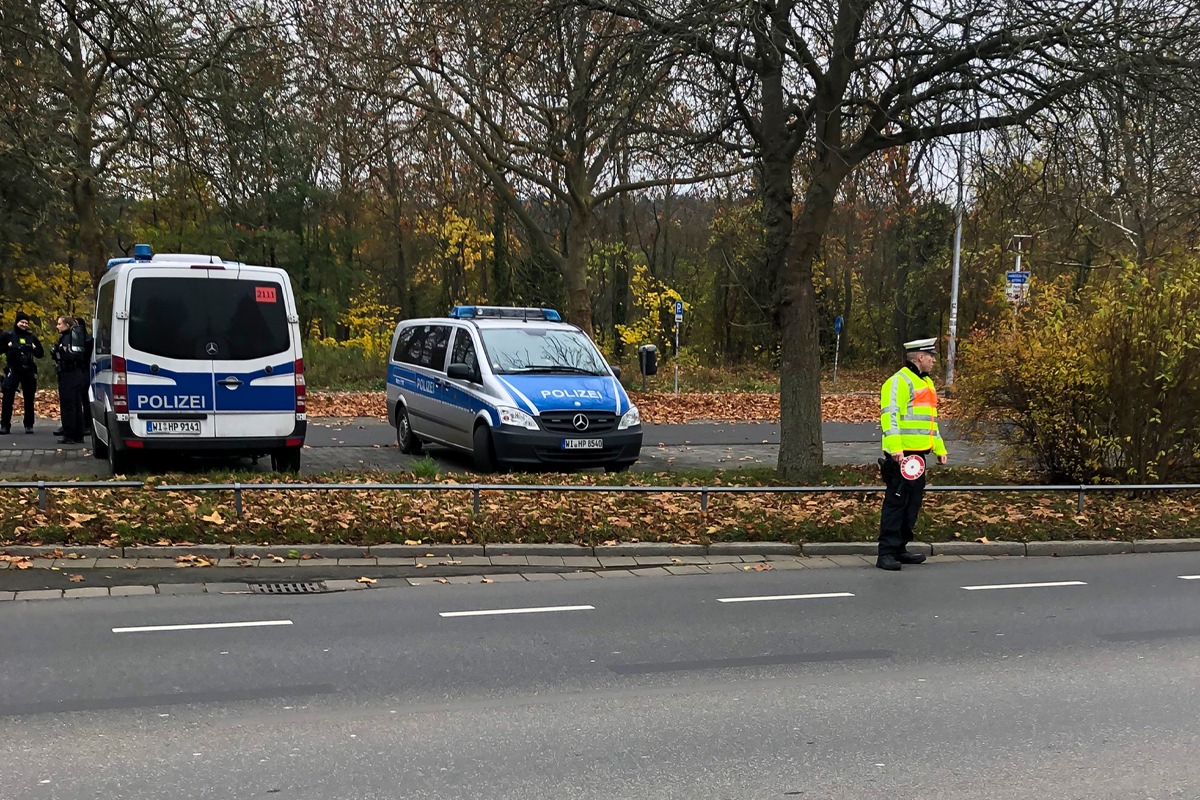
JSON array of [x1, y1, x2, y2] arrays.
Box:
[[112, 355, 128, 414], [295, 358, 306, 413]]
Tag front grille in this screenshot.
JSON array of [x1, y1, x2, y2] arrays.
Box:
[[249, 581, 328, 594], [540, 411, 618, 434]]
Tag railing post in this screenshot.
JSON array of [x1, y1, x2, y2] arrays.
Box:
[[37, 481, 47, 511], [472, 484, 480, 515], [700, 488, 709, 513], [234, 482, 244, 518], [1077, 485, 1086, 512]]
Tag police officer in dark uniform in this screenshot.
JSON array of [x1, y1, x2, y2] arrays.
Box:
[[51, 316, 88, 444], [74, 317, 94, 435], [0, 311, 45, 434]]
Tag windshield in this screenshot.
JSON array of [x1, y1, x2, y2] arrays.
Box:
[[480, 327, 608, 375], [129, 276, 290, 361]]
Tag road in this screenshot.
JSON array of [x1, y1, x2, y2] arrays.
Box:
[[0, 419, 1004, 477], [2, 552, 1198, 798]]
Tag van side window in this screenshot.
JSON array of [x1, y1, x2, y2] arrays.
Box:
[[450, 329, 478, 376], [95, 281, 115, 356], [420, 325, 451, 371], [399, 327, 427, 366], [393, 327, 416, 363]]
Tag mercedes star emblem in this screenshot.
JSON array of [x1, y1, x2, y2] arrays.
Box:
[[572, 413, 589, 431], [205, 342, 218, 356]]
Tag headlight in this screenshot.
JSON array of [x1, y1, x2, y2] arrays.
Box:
[[497, 406, 539, 430], [618, 405, 641, 430]]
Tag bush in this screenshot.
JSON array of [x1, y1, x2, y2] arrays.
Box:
[[958, 260, 1200, 482], [305, 340, 385, 389]]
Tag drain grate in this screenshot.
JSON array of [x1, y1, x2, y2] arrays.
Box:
[[248, 581, 329, 595]]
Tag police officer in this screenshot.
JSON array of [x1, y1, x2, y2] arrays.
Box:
[[877, 337, 948, 571], [0, 311, 45, 435], [74, 317, 94, 435], [51, 316, 88, 444]]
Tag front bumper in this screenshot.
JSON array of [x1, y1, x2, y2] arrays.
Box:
[[490, 425, 642, 467]]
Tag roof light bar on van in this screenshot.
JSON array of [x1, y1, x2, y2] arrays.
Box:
[[133, 243, 153, 260], [448, 306, 561, 322]]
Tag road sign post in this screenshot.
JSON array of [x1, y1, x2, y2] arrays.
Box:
[[833, 316, 843, 389], [673, 300, 683, 395]]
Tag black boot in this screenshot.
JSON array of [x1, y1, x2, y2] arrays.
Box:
[[897, 552, 927, 565], [876, 555, 902, 571]]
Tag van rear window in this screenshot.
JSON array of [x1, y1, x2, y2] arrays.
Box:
[[129, 277, 290, 361]]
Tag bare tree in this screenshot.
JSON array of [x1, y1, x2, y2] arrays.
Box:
[[319, 0, 740, 333], [580, 0, 1200, 478]]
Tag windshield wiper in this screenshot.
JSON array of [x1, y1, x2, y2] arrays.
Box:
[[506, 365, 603, 376]]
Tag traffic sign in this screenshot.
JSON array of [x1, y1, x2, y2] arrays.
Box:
[[674, 300, 683, 323], [1006, 271, 1030, 284], [834, 315, 843, 334]]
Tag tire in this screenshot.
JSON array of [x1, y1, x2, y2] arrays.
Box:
[[605, 461, 635, 474], [472, 423, 497, 473], [107, 421, 134, 475], [91, 415, 107, 460], [271, 448, 302, 473], [396, 406, 423, 455]]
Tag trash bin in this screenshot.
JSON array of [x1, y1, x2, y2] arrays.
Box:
[[638, 344, 658, 377]]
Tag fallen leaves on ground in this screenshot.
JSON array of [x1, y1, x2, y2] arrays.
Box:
[[175, 554, 215, 567], [356, 576, 377, 585], [68, 574, 84, 583], [0, 469, 1196, 549], [0, 555, 31, 569], [303, 389, 959, 424]]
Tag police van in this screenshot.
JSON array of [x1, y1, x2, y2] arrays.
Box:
[[90, 244, 307, 473], [386, 306, 641, 471]]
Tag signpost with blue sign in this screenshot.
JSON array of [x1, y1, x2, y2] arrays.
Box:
[[673, 300, 684, 394], [1006, 270, 1030, 304], [833, 316, 844, 388]]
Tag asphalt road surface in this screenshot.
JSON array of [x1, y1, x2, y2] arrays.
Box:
[[2, 552, 1198, 798]]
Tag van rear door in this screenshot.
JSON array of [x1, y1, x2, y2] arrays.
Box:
[[207, 267, 299, 439], [124, 271, 219, 440]]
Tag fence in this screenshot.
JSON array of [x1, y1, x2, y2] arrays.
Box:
[[3, 480, 1200, 517]]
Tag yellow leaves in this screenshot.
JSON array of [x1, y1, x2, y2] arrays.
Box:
[[200, 510, 225, 525], [175, 555, 215, 567], [356, 577, 377, 585]]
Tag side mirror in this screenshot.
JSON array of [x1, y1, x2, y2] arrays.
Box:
[[610, 365, 622, 379], [447, 363, 475, 382]]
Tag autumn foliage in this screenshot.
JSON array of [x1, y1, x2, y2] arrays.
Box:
[[957, 260, 1200, 482]]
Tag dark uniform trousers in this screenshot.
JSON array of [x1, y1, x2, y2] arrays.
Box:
[[878, 452, 929, 558], [1, 369, 37, 430], [57, 368, 87, 440]]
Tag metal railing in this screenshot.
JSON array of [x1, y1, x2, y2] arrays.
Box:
[[0, 480, 143, 510], [4, 480, 1199, 517]]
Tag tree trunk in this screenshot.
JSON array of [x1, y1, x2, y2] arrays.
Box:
[[562, 207, 593, 335], [777, 159, 849, 481]]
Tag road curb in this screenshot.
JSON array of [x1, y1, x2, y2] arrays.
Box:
[[1026, 540, 1134, 557], [4, 538, 1199, 561]]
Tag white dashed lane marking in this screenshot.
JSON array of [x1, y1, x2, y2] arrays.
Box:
[[439, 605, 595, 618], [716, 592, 855, 604], [961, 581, 1087, 591]]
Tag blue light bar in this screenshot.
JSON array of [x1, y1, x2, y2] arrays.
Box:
[[448, 306, 562, 322], [106, 257, 134, 271], [133, 243, 153, 260]]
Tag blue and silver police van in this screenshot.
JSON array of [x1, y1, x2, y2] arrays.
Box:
[[386, 306, 642, 471], [90, 244, 307, 473]]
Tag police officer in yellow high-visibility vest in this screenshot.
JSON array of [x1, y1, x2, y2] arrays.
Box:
[[877, 337, 948, 571]]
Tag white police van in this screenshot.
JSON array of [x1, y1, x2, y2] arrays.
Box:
[[386, 306, 641, 471], [90, 244, 307, 473]]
